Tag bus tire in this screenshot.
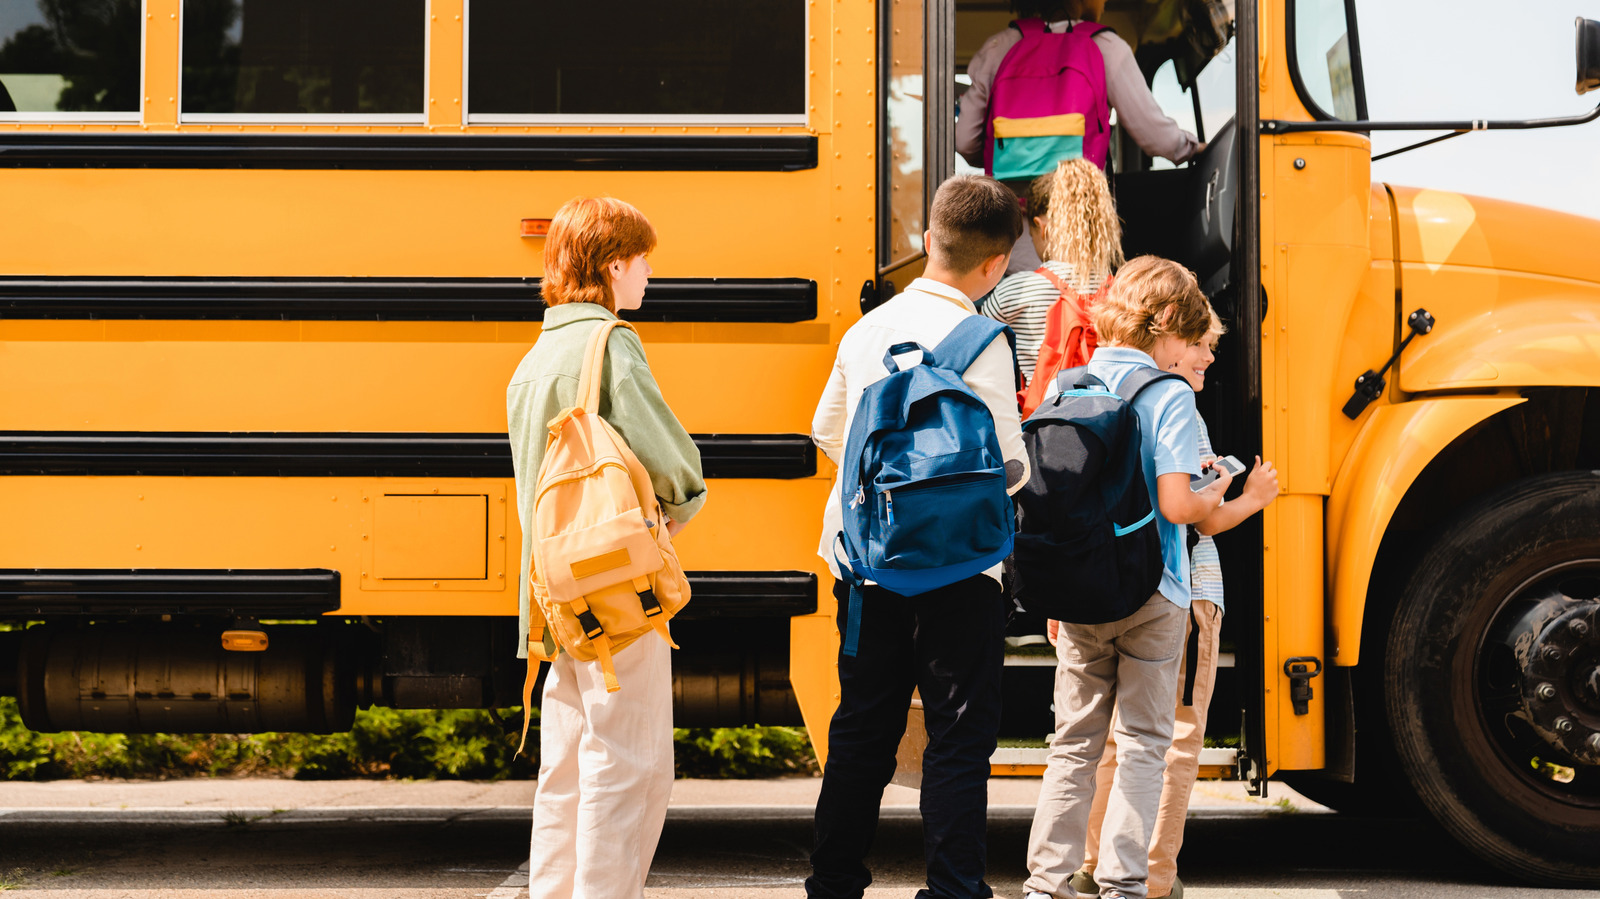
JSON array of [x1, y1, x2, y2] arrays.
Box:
[[1386, 471, 1600, 887]]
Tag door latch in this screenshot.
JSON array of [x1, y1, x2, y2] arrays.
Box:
[[1341, 308, 1435, 419], [1283, 656, 1323, 715]]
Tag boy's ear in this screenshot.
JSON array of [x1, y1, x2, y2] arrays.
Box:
[[982, 252, 1009, 281], [1032, 215, 1046, 233]]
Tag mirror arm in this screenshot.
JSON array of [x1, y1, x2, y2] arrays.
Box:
[[1371, 131, 1468, 162], [1261, 101, 1600, 135]]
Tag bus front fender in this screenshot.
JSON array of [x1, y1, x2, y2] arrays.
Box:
[[1326, 395, 1525, 667]]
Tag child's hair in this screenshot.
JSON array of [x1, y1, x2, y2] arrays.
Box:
[[1091, 255, 1212, 352], [1028, 158, 1124, 293], [1010, 0, 1070, 18], [928, 175, 1025, 275], [541, 196, 658, 311], [1010, 0, 1094, 19], [1205, 308, 1227, 348]]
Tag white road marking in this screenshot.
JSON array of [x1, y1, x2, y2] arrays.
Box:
[[486, 860, 530, 899]]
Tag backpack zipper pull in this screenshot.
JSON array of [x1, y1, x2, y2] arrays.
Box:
[[885, 490, 895, 526], [850, 486, 865, 509]]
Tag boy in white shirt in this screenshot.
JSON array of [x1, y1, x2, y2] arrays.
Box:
[[807, 175, 1028, 899]]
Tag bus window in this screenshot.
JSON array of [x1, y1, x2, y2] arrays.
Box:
[[1292, 0, 1365, 120], [1195, 36, 1237, 138], [881, 0, 927, 269], [0, 0, 140, 119], [1148, 60, 1200, 171], [180, 0, 426, 121], [465, 0, 806, 124]]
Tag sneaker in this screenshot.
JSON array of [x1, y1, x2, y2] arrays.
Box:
[[1068, 869, 1097, 895], [1005, 598, 1049, 647], [1025, 892, 1053, 899]]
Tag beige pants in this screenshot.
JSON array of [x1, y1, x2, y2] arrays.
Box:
[[529, 631, 674, 899], [1083, 600, 1224, 898], [1026, 593, 1187, 899]]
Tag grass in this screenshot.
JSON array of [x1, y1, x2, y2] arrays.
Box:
[[0, 869, 26, 891]]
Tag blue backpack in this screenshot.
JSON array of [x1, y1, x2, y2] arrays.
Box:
[[835, 316, 1017, 653]]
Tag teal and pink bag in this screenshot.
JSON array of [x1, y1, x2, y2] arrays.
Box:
[[984, 18, 1111, 179]]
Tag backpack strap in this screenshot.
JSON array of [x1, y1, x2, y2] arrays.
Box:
[[1113, 365, 1189, 406], [576, 319, 639, 414], [1010, 17, 1048, 37], [1065, 19, 1113, 36], [929, 315, 1011, 377]]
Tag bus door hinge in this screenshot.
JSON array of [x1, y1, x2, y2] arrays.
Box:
[[1283, 655, 1323, 716]]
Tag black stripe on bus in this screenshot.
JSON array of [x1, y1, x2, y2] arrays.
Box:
[[0, 432, 817, 480], [0, 276, 817, 323], [0, 569, 818, 618], [676, 571, 819, 619], [0, 568, 342, 616], [0, 134, 818, 172]]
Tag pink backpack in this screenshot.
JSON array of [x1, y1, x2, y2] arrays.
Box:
[[984, 18, 1111, 179]]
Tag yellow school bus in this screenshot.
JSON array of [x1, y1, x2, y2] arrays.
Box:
[[3, 0, 1599, 886]]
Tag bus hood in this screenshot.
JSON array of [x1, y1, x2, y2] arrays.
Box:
[[1388, 185, 1600, 286], [1387, 185, 1600, 392]]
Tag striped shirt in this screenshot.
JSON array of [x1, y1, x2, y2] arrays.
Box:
[[1192, 415, 1226, 612], [979, 260, 1105, 383]]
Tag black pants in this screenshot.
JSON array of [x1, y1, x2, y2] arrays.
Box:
[[806, 575, 1006, 899]]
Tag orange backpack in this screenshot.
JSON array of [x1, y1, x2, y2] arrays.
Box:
[[517, 320, 691, 752], [1019, 267, 1113, 418]]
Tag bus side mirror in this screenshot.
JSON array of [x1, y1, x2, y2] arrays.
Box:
[[1577, 17, 1600, 95]]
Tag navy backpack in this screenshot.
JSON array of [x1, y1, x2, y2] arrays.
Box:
[[835, 316, 1017, 653], [1012, 365, 1186, 624]]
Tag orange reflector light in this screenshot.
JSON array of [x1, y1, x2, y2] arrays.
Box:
[[221, 629, 269, 652], [520, 218, 551, 238]]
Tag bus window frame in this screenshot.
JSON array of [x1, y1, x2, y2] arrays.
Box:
[[459, 0, 810, 128], [175, 0, 431, 126], [1284, 0, 1371, 122], [0, 0, 146, 124], [876, 0, 953, 277]]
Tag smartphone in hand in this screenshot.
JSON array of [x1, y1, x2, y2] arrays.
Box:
[[1191, 455, 1246, 492]]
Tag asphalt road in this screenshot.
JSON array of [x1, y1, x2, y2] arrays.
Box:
[[0, 778, 1595, 898]]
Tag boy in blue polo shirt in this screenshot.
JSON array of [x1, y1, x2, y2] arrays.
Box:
[[1025, 256, 1230, 899]]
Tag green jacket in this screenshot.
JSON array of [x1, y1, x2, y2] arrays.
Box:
[[506, 302, 707, 659]]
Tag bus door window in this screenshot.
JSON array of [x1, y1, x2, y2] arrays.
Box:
[[0, 0, 141, 119], [180, 0, 426, 121], [464, 0, 806, 123], [878, 0, 953, 277]]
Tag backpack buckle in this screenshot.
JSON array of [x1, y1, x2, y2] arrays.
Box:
[[576, 607, 605, 641]]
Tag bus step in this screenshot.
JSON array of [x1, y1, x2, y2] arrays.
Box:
[[986, 745, 1241, 779], [1005, 649, 1233, 668]]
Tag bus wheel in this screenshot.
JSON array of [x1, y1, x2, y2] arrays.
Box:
[[1387, 472, 1600, 886]]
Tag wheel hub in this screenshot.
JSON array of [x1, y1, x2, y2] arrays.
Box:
[[1511, 592, 1600, 765]]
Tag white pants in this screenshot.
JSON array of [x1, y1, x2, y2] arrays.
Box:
[[529, 631, 675, 899]]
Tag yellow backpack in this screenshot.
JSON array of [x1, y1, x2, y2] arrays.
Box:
[[517, 319, 692, 753]]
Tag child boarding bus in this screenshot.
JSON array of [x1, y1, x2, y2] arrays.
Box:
[[2, 0, 1599, 886]]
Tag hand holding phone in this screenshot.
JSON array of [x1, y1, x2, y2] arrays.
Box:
[[1191, 455, 1247, 492]]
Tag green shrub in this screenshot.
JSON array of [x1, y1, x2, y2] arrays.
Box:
[[673, 726, 818, 778], [1, 697, 816, 780]]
